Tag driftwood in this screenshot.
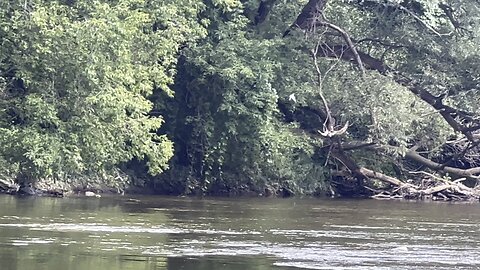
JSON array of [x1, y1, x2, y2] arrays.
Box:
[[0, 178, 19, 194], [361, 168, 480, 201], [330, 162, 480, 201]]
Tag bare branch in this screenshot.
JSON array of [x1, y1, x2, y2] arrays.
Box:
[[311, 39, 350, 137], [318, 20, 366, 76], [395, 5, 452, 37], [360, 167, 413, 187]]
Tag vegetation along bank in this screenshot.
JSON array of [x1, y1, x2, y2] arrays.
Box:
[[1, 0, 480, 200]]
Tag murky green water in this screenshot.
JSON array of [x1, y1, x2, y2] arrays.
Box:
[[1, 195, 480, 269]]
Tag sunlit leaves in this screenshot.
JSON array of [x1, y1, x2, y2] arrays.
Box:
[[0, 0, 205, 179]]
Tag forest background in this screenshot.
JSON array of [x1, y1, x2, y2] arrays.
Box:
[[1, 0, 480, 199]]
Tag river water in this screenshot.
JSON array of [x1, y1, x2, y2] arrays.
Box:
[[1, 195, 480, 270]]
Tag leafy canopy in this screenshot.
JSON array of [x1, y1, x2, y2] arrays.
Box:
[[0, 0, 206, 179]]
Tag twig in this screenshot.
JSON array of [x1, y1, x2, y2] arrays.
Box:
[[409, 171, 448, 183]]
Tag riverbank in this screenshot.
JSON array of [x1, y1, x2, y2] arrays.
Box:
[[0, 178, 296, 198], [2, 172, 480, 202], [0, 170, 301, 198], [0, 171, 138, 197]]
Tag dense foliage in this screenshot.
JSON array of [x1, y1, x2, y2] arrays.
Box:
[[1, 0, 480, 196], [0, 0, 205, 182]]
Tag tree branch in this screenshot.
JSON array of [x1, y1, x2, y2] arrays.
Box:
[[316, 44, 389, 73], [330, 145, 367, 186], [318, 21, 366, 76], [284, 0, 328, 36], [359, 167, 412, 187], [438, 3, 469, 33], [395, 4, 452, 37], [406, 149, 480, 179], [350, 0, 453, 37], [313, 44, 480, 142]]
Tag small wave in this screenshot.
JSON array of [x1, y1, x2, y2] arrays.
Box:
[[0, 223, 259, 236], [11, 238, 55, 246]]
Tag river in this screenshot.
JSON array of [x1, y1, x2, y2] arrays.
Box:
[[1, 195, 480, 269]]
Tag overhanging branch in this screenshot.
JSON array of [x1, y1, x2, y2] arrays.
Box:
[[313, 43, 480, 141]]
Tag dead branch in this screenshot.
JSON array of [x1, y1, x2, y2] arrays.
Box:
[[317, 21, 366, 75], [311, 39, 350, 138], [421, 184, 452, 195], [409, 171, 448, 183], [0, 178, 19, 194], [406, 149, 480, 179], [362, 167, 480, 200], [359, 167, 415, 187], [327, 144, 480, 200], [330, 146, 367, 186]]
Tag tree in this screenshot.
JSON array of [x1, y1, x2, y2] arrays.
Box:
[[277, 0, 480, 199], [150, 0, 327, 196], [1, 0, 479, 198], [0, 0, 206, 183]]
